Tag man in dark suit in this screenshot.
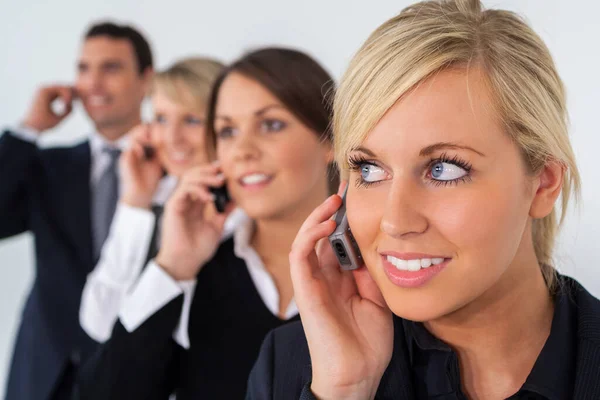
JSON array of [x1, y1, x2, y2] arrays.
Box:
[[0, 22, 153, 400]]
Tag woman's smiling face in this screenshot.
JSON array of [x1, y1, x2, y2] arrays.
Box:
[[346, 67, 543, 322]]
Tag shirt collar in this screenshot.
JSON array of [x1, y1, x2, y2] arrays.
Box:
[[89, 130, 130, 156], [519, 282, 576, 400], [233, 212, 255, 259], [402, 278, 577, 400]]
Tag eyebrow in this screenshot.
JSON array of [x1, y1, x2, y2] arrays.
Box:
[[215, 104, 284, 122], [419, 142, 485, 157], [352, 142, 486, 158]]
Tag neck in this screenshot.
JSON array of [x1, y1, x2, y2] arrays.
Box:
[[425, 234, 554, 397], [251, 182, 329, 271], [96, 115, 142, 142]]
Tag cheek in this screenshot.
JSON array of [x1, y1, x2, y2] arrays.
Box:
[[430, 182, 530, 263], [347, 186, 386, 256]]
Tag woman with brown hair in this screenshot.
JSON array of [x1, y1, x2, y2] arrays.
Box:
[[76, 47, 337, 399]]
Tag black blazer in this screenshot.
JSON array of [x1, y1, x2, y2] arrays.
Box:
[[75, 237, 299, 400], [1, 132, 99, 400], [246, 276, 600, 399]]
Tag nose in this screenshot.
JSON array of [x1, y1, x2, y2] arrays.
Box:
[[380, 177, 429, 239], [164, 122, 185, 147], [78, 68, 104, 93], [231, 129, 260, 161]]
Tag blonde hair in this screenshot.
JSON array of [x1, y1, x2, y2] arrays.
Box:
[[334, 0, 580, 289], [152, 57, 224, 113]]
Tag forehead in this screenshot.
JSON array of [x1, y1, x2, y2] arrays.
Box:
[[79, 36, 136, 67], [216, 72, 283, 116], [152, 88, 200, 115], [362, 67, 503, 154]]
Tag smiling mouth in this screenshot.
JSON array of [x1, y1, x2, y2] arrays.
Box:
[[385, 255, 446, 272], [88, 95, 111, 107], [238, 173, 273, 187]]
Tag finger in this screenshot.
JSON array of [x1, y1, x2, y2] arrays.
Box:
[[290, 219, 337, 281], [179, 181, 215, 203], [182, 173, 226, 187], [131, 142, 146, 160], [337, 180, 348, 196], [353, 267, 388, 309], [297, 194, 342, 237], [183, 163, 222, 177]]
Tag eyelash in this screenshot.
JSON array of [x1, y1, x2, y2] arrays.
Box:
[[347, 152, 473, 188]]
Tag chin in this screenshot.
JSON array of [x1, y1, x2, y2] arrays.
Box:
[[237, 198, 287, 221], [377, 281, 463, 323]]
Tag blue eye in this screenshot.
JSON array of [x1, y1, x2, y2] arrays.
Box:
[[360, 163, 386, 183], [185, 116, 203, 126], [261, 119, 286, 132], [217, 126, 236, 139], [155, 115, 166, 124], [430, 162, 468, 181]]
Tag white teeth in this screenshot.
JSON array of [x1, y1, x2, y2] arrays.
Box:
[[241, 173, 269, 185], [89, 96, 109, 106], [386, 255, 445, 271], [171, 152, 188, 161]]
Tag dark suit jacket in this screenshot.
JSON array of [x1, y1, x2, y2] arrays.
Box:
[[247, 276, 600, 399], [1, 132, 99, 400]]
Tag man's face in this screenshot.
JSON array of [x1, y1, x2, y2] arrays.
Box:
[[75, 36, 150, 135]]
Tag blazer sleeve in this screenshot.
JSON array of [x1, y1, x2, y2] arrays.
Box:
[[75, 295, 184, 400], [0, 131, 38, 238]]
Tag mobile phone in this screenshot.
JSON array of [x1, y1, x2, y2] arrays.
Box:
[[209, 185, 230, 213], [328, 186, 363, 270], [142, 145, 155, 160]]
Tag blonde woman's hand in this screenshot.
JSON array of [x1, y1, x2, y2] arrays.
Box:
[[120, 124, 163, 209], [289, 184, 394, 400]]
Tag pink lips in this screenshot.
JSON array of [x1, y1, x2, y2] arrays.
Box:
[[380, 252, 450, 288]]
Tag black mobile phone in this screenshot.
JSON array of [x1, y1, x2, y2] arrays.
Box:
[[142, 145, 155, 160], [328, 186, 363, 270], [209, 185, 230, 213]]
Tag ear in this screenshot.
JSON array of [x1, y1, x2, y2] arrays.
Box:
[[529, 161, 565, 219], [141, 67, 155, 95], [321, 142, 334, 164]]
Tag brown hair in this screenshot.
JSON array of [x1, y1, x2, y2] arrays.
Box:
[[205, 47, 338, 193]]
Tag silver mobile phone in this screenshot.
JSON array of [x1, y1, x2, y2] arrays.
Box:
[[328, 186, 363, 270]]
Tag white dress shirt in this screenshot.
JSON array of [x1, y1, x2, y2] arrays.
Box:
[[118, 212, 298, 349], [79, 173, 246, 344]]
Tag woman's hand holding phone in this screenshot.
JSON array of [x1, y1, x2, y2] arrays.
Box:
[[155, 164, 233, 281], [289, 182, 393, 400], [120, 124, 163, 209]]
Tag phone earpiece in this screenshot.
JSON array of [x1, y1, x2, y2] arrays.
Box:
[[209, 185, 230, 213]]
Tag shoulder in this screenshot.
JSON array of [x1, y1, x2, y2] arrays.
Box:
[[246, 321, 312, 399], [560, 275, 600, 342]]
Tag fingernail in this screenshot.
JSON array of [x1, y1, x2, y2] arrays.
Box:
[[216, 173, 225, 180]]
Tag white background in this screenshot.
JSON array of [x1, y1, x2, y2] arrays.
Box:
[[0, 0, 598, 394]]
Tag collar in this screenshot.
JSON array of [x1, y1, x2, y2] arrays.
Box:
[[401, 277, 577, 400], [89, 130, 130, 156], [518, 281, 576, 400], [233, 212, 255, 259]]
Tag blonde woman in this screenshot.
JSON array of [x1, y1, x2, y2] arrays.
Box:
[[79, 57, 238, 344], [248, 0, 600, 399]]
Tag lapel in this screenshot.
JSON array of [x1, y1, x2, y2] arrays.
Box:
[[42, 140, 94, 272]]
